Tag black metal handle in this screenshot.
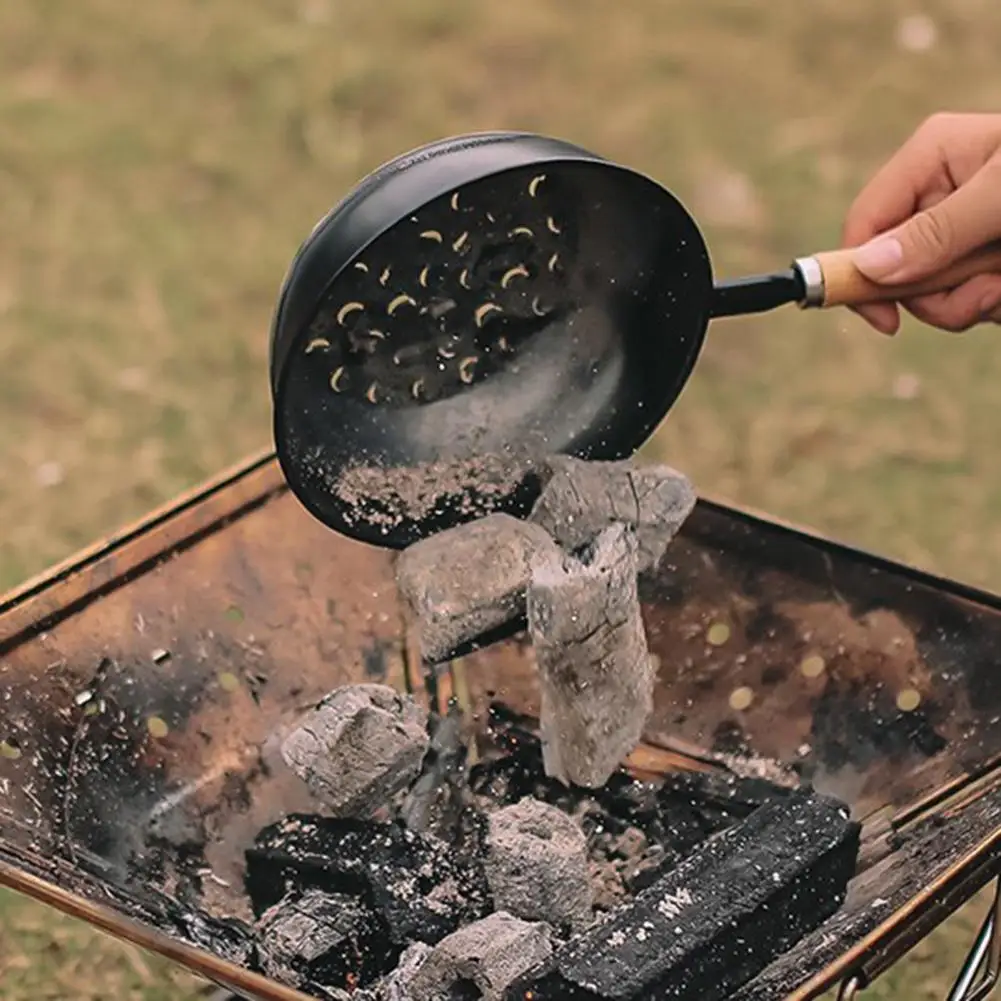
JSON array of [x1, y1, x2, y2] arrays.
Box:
[[709, 268, 805, 319]]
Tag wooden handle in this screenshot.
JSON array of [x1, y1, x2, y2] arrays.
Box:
[[811, 242, 1001, 308]]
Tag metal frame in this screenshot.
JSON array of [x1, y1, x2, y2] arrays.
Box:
[[837, 879, 1001, 1001]]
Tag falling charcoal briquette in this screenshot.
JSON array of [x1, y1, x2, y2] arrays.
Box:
[[244, 815, 491, 946], [408, 912, 554, 1001], [527, 523, 656, 788], [484, 797, 593, 935], [280, 683, 429, 818], [396, 512, 561, 663], [256, 889, 392, 992], [505, 788, 861, 1001], [530, 456, 697, 572]]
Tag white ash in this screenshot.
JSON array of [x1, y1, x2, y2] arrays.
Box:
[[281, 684, 429, 818], [484, 796, 594, 934], [528, 523, 657, 788], [530, 455, 696, 572], [395, 512, 561, 663], [405, 911, 553, 1001]]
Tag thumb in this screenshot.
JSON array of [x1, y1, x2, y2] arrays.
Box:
[[851, 162, 1001, 284]]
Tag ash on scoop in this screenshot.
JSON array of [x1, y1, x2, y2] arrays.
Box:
[[334, 453, 538, 533]]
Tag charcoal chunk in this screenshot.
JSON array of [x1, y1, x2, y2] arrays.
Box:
[[485, 797, 593, 934], [530, 456, 696, 572], [408, 912, 553, 1001], [377, 942, 433, 1001], [396, 512, 561, 663], [527, 524, 655, 788], [245, 815, 491, 946], [256, 889, 392, 992], [281, 684, 429, 818], [506, 788, 860, 1001]]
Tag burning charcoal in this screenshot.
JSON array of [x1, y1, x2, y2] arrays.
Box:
[[245, 815, 491, 946], [396, 512, 561, 663], [527, 524, 656, 788], [484, 797, 593, 935], [281, 684, 430, 818], [379, 942, 432, 1001], [408, 912, 553, 1001], [530, 456, 696, 572], [256, 889, 392, 992], [506, 788, 861, 1001]]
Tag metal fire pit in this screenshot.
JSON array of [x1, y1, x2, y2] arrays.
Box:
[[3, 450, 1001, 1001]]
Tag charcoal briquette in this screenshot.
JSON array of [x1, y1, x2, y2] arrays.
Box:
[[530, 456, 696, 572], [395, 512, 561, 663], [506, 788, 860, 1001], [527, 523, 656, 788], [245, 814, 491, 946], [485, 797, 593, 934], [378, 942, 433, 1001], [256, 889, 392, 992], [281, 684, 429, 818], [408, 912, 553, 1001]]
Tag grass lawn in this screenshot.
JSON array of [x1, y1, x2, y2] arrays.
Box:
[[2, 1, 1001, 998]]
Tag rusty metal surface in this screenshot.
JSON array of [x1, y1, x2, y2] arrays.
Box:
[[3, 451, 1001, 1000]]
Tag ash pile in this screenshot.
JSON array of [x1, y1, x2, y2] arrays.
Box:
[[207, 458, 862, 1001]]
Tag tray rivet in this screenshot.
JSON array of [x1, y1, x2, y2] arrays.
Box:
[[218, 671, 241, 693], [146, 716, 170, 739], [706, 622, 731, 646], [800, 654, 826, 679], [729, 686, 754, 712]]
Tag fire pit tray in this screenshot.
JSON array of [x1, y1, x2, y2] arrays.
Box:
[[3, 450, 1001, 1001]]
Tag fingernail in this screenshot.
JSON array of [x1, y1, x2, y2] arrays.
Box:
[[851, 237, 905, 280]]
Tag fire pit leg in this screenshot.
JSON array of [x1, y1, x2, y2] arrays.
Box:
[[945, 877, 1001, 1001], [838, 877, 1001, 1001]]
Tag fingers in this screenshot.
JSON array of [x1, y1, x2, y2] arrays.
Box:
[[900, 273, 1001, 331], [841, 112, 1001, 252], [841, 128, 948, 249], [852, 302, 901, 336]]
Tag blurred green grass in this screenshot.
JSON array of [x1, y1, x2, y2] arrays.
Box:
[[3, 0, 1001, 998]]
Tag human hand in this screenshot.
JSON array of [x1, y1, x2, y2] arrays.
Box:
[[842, 112, 1001, 335]]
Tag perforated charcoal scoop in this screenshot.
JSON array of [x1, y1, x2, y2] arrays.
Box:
[[270, 131, 1001, 548]]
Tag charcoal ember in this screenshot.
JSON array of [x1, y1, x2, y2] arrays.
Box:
[[256, 889, 391, 992], [281, 684, 429, 818], [408, 912, 553, 1001], [245, 814, 491, 946], [527, 523, 656, 788], [377, 942, 432, 1001], [485, 797, 593, 935], [530, 456, 696, 572], [505, 788, 861, 1001], [395, 512, 561, 663]]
